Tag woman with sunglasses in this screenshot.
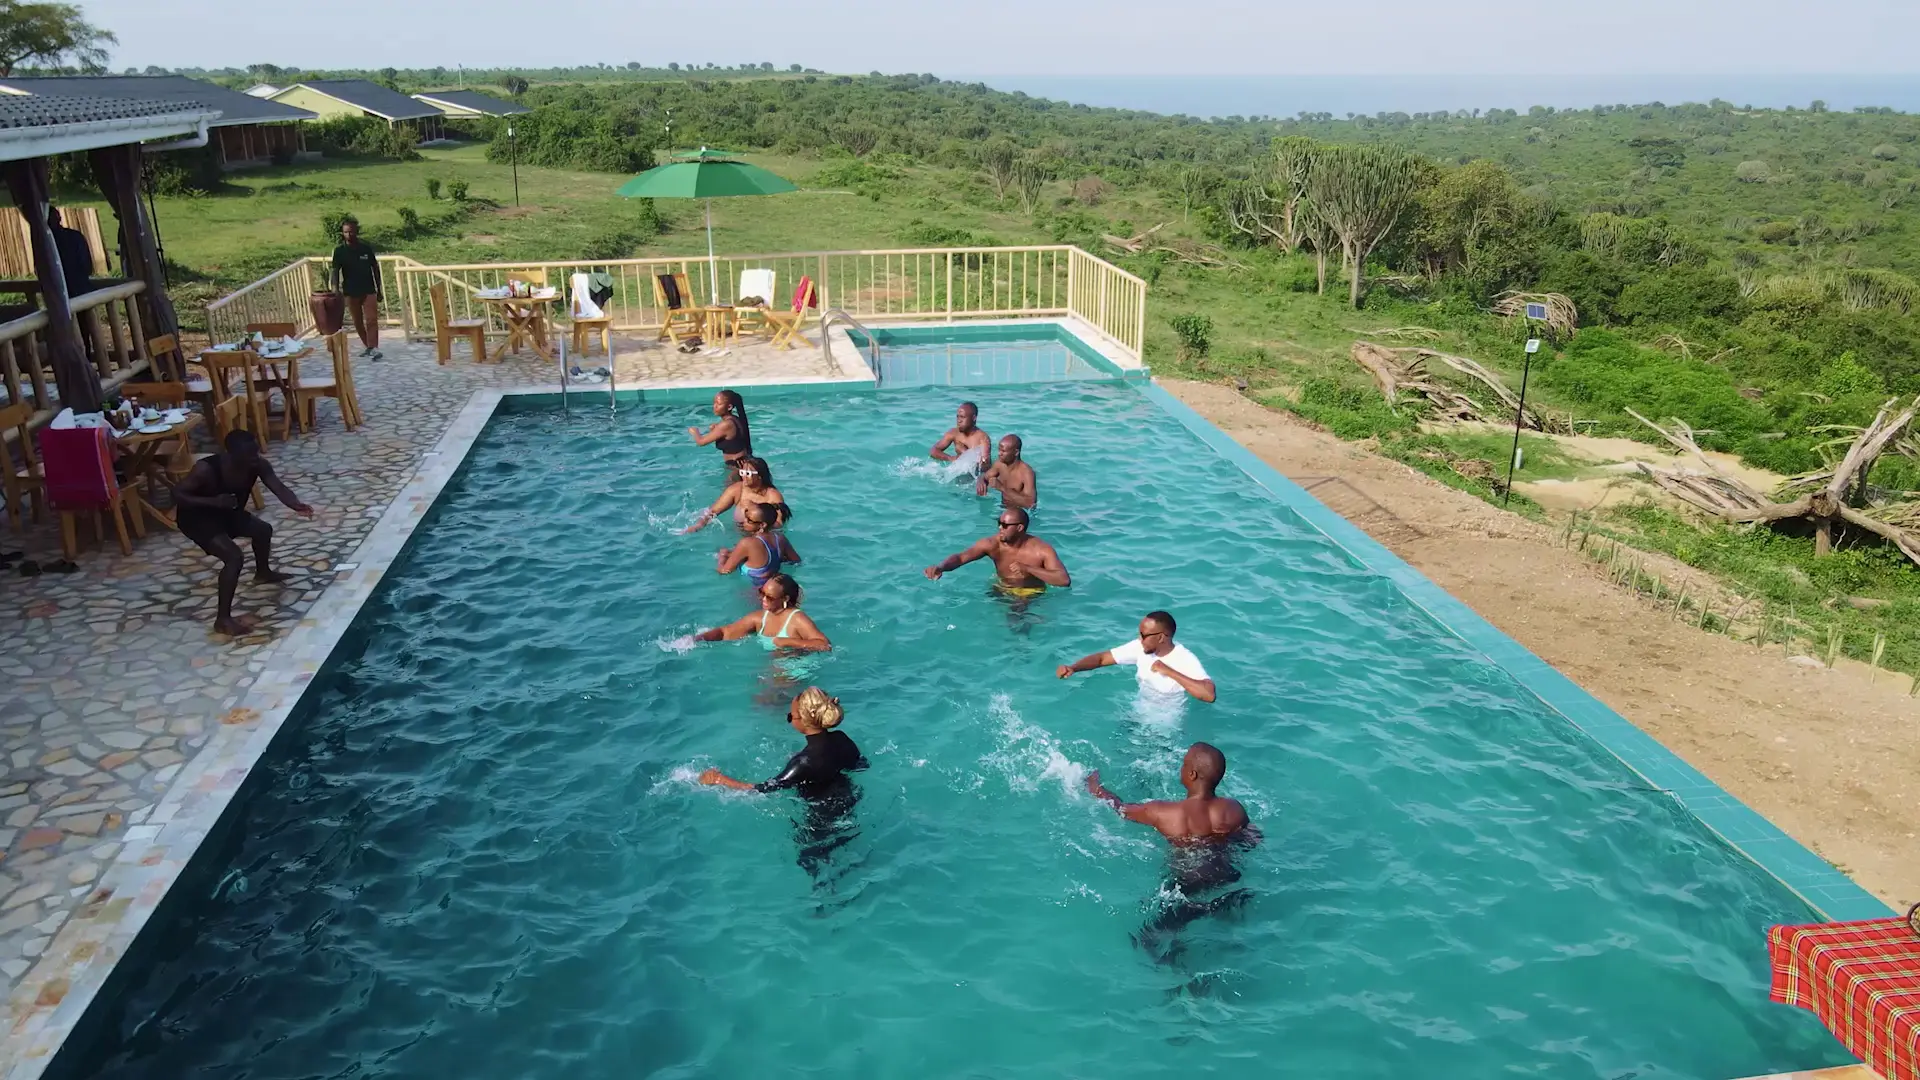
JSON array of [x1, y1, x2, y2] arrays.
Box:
[[682, 455, 792, 533], [699, 687, 868, 878], [693, 573, 830, 652], [686, 389, 752, 479], [716, 502, 801, 586]]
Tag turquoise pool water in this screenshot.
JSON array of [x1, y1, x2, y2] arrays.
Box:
[[61, 383, 1846, 1080], [856, 324, 1125, 386]]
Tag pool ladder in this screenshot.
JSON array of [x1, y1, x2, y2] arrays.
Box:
[[820, 308, 882, 384]]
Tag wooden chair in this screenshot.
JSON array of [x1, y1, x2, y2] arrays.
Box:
[[732, 269, 776, 340], [202, 351, 270, 439], [430, 282, 487, 364], [653, 272, 705, 345], [569, 272, 614, 358], [0, 401, 46, 533], [146, 333, 187, 381], [291, 330, 361, 432], [245, 321, 299, 340], [39, 425, 137, 560], [204, 397, 263, 510], [121, 380, 189, 407], [766, 277, 818, 350]]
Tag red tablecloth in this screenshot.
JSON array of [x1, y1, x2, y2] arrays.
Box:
[[1769, 915, 1920, 1080]]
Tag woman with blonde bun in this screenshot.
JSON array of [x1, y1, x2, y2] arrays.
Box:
[[699, 687, 864, 796]]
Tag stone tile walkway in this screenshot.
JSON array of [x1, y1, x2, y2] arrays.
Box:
[[0, 330, 859, 998]]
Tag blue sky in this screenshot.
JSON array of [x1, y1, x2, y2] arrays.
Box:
[[90, 0, 1920, 76]]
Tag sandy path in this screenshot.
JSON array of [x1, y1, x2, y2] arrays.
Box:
[[1165, 379, 1920, 911]]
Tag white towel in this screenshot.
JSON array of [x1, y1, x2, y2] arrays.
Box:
[[738, 268, 775, 306], [571, 273, 604, 320]]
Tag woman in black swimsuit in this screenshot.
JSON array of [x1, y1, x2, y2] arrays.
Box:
[[700, 686, 866, 877], [686, 389, 752, 481]]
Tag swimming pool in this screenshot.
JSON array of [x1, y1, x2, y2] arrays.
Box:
[[56, 383, 1848, 1080], [853, 323, 1130, 387]]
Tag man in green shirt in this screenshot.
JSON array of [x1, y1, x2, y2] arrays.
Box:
[[329, 217, 383, 360]]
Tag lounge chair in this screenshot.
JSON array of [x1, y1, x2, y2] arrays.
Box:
[[654, 272, 705, 346], [766, 276, 817, 350], [734, 269, 776, 339]]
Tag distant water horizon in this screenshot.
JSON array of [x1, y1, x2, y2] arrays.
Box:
[[950, 74, 1920, 119]]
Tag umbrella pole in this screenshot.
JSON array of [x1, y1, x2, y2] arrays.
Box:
[[705, 199, 720, 302]]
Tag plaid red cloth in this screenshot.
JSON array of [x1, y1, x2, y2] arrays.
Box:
[[1769, 916, 1920, 1080]]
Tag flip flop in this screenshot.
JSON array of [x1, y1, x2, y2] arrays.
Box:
[[17, 559, 40, 577], [46, 560, 78, 574]]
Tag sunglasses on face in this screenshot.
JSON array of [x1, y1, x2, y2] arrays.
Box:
[[998, 520, 1021, 528]]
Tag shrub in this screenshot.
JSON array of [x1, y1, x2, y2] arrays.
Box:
[[1734, 160, 1773, 183], [898, 220, 995, 247], [1071, 176, 1110, 206], [320, 210, 356, 245], [1541, 329, 1768, 448], [448, 179, 469, 201], [1813, 351, 1885, 398], [309, 115, 418, 160], [1168, 313, 1214, 359], [582, 224, 643, 260], [1871, 143, 1900, 161], [634, 197, 664, 235], [1756, 220, 1796, 243], [425, 178, 442, 200], [1282, 377, 1420, 440], [395, 206, 420, 237], [1614, 267, 1744, 326]]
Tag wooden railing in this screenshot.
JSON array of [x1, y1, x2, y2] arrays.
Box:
[[1068, 247, 1147, 360], [208, 246, 1149, 363], [0, 280, 156, 423], [203, 254, 417, 344]]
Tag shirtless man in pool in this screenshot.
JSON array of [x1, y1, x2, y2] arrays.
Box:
[[975, 434, 1037, 509], [930, 401, 992, 473], [922, 507, 1070, 590]]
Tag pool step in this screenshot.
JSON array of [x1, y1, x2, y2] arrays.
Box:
[[1731, 1065, 1883, 1080]]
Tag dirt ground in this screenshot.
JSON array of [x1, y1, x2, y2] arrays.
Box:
[[1166, 379, 1920, 911]]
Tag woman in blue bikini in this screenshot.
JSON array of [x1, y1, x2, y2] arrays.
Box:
[[694, 573, 830, 652], [715, 502, 800, 586]]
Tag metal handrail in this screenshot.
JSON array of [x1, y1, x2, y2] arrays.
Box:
[[819, 307, 879, 381]]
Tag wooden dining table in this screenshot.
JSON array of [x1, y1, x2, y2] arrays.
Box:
[[113, 411, 204, 531], [477, 293, 558, 362], [203, 343, 315, 439]]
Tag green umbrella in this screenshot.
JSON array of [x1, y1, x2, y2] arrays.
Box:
[[616, 148, 798, 300]]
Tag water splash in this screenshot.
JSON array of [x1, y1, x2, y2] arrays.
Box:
[[655, 634, 700, 654], [979, 692, 1088, 797], [888, 446, 984, 485]]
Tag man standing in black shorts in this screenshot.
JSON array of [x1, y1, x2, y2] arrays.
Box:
[[330, 216, 383, 360], [172, 430, 315, 636]]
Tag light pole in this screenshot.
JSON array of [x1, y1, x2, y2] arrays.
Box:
[[1501, 302, 1549, 506], [508, 122, 519, 207]]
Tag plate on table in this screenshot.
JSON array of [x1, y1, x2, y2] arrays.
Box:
[[134, 422, 174, 435]]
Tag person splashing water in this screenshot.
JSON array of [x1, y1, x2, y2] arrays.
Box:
[[694, 573, 831, 652], [1086, 742, 1256, 966], [922, 506, 1070, 594], [686, 389, 752, 482], [684, 456, 791, 533], [930, 401, 992, 478], [716, 502, 801, 586], [701, 686, 867, 879]]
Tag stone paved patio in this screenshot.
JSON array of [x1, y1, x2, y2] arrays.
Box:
[[0, 329, 860, 999]]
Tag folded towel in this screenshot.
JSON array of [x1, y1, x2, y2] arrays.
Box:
[[658, 273, 683, 309]]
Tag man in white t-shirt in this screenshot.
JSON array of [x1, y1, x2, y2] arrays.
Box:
[[1056, 610, 1216, 702]]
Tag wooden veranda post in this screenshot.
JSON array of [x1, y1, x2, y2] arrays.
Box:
[[90, 145, 181, 373], [3, 158, 99, 412]]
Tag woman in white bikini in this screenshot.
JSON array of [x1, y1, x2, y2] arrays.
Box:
[[682, 456, 792, 533], [694, 573, 831, 652]]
